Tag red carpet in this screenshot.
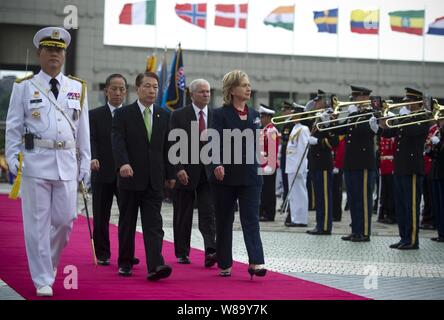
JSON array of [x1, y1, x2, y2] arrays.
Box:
[[0, 194, 367, 300]]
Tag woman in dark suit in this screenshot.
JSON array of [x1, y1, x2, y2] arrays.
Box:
[[209, 70, 266, 279]]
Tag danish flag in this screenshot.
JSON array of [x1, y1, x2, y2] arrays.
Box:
[[214, 3, 248, 29]]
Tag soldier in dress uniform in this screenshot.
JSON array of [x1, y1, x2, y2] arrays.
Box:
[[258, 104, 280, 222], [377, 135, 396, 224], [306, 91, 339, 235], [5, 27, 90, 296], [376, 88, 430, 250], [330, 85, 377, 242]]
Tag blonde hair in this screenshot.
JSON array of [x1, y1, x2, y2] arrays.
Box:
[[222, 70, 249, 105]]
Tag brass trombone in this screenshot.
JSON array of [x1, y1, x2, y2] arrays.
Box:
[[386, 98, 444, 128]]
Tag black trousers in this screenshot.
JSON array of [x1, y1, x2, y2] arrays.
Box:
[[259, 171, 277, 221], [379, 174, 396, 221], [212, 184, 264, 269], [173, 181, 216, 258], [332, 170, 343, 221], [92, 180, 119, 260], [118, 185, 165, 273]]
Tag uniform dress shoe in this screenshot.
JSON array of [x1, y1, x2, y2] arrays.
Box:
[[36, 285, 53, 297], [219, 268, 232, 277], [118, 266, 132, 276], [420, 224, 435, 230], [341, 234, 355, 241], [389, 242, 404, 249], [285, 222, 307, 227], [306, 229, 331, 235], [247, 266, 267, 280], [204, 253, 217, 268], [147, 264, 172, 281], [132, 257, 140, 265], [397, 243, 419, 250], [431, 237, 444, 242], [351, 235, 370, 242], [259, 216, 274, 222], [97, 258, 110, 266], [177, 256, 191, 264]]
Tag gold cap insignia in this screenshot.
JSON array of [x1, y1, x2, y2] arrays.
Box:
[[51, 29, 61, 40]]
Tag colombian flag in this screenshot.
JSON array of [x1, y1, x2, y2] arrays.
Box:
[[350, 10, 379, 34], [389, 10, 424, 36]]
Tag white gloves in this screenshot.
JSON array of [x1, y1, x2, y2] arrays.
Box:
[[348, 104, 358, 114], [431, 135, 440, 145], [399, 106, 411, 116], [369, 116, 379, 133], [308, 136, 318, 145], [320, 109, 333, 122], [78, 170, 90, 183]]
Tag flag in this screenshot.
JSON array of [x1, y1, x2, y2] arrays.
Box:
[[263, 5, 295, 31], [156, 50, 168, 106], [313, 9, 338, 34], [215, 4, 248, 29], [162, 45, 185, 111], [388, 10, 424, 36], [427, 16, 444, 36], [175, 3, 207, 29], [146, 53, 157, 72], [350, 10, 379, 34], [119, 0, 156, 25]]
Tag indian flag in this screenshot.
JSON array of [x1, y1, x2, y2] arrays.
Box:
[[119, 0, 156, 25], [263, 6, 295, 31], [389, 10, 424, 36]]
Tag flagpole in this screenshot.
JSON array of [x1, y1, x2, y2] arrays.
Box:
[[336, 5, 340, 91], [377, 8, 381, 93], [422, 5, 426, 89]]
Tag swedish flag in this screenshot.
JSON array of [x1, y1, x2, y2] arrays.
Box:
[[314, 9, 338, 34]]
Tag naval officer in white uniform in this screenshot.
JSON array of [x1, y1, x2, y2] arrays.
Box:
[[5, 27, 90, 297]]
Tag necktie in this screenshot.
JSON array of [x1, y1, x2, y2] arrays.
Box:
[[199, 110, 206, 136], [50, 78, 59, 99], [143, 107, 152, 141], [112, 108, 116, 117]]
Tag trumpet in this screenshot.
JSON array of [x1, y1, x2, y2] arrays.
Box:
[[385, 98, 443, 128]]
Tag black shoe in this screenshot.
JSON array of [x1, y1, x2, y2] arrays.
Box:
[[397, 243, 419, 250], [132, 257, 140, 265], [177, 256, 191, 264], [285, 222, 307, 227], [247, 267, 267, 280], [306, 229, 331, 235], [118, 266, 132, 277], [341, 234, 354, 241], [259, 216, 274, 222], [97, 258, 110, 266], [219, 268, 232, 277], [383, 218, 397, 225], [332, 218, 341, 222], [147, 264, 172, 281], [420, 224, 435, 230], [389, 242, 403, 249], [204, 253, 217, 268], [431, 237, 444, 242], [351, 235, 370, 242]]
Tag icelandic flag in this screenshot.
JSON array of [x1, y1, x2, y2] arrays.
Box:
[[427, 16, 444, 36]]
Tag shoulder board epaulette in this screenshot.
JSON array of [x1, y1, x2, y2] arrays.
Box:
[[68, 75, 87, 109], [15, 74, 34, 84]]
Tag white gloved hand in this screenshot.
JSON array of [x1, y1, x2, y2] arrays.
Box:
[[431, 135, 440, 145], [348, 104, 358, 114], [333, 168, 339, 174], [399, 106, 411, 116], [78, 170, 90, 183], [369, 116, 379, 133], [320, 109, 333, 122], [308, 136, 318, 145]]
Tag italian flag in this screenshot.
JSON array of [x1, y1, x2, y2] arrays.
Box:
[[263, 6, 295, 31], [119, 0, 156, 25]]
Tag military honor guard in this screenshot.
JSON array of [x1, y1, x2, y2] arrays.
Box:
[[5, 27, 90, 296], [306, 92, 339, 235], [377, 88, 430, 249], [377, 135, 396, 224], [258, 104, 280, 222]]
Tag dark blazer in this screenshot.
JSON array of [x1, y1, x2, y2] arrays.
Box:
[[429, 127, 444, 179], [208, 104, 262, 186], [112, 101, 173, 191], [308, 130, 339, 171], [89, 105, 116, 183], [381, 115, 430, 175], [334, 111, 376, 171], [170, 104, 213, 190]]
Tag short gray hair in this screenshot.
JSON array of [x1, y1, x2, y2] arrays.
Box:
[[189, 79, 210, 93]]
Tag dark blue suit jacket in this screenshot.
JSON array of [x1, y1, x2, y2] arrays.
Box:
[[208, 104, 262, 187]]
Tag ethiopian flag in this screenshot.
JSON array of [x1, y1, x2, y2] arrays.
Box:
[[388, 10, 424, 35], [263, 6, 295, 31], [119, 0, 156, 25]]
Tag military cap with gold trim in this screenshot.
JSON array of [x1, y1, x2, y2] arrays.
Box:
[[33, 27, 71, 50], [350, 85, 372, 96], [403, 87, 423, 102]]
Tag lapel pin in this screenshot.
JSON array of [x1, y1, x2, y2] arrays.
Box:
[[32, 111, 41, 119]]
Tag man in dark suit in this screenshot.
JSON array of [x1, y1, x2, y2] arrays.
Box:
[[170, 79, 217, 267], [112, 71, 175, 281], [90, 74, 128, 266]]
